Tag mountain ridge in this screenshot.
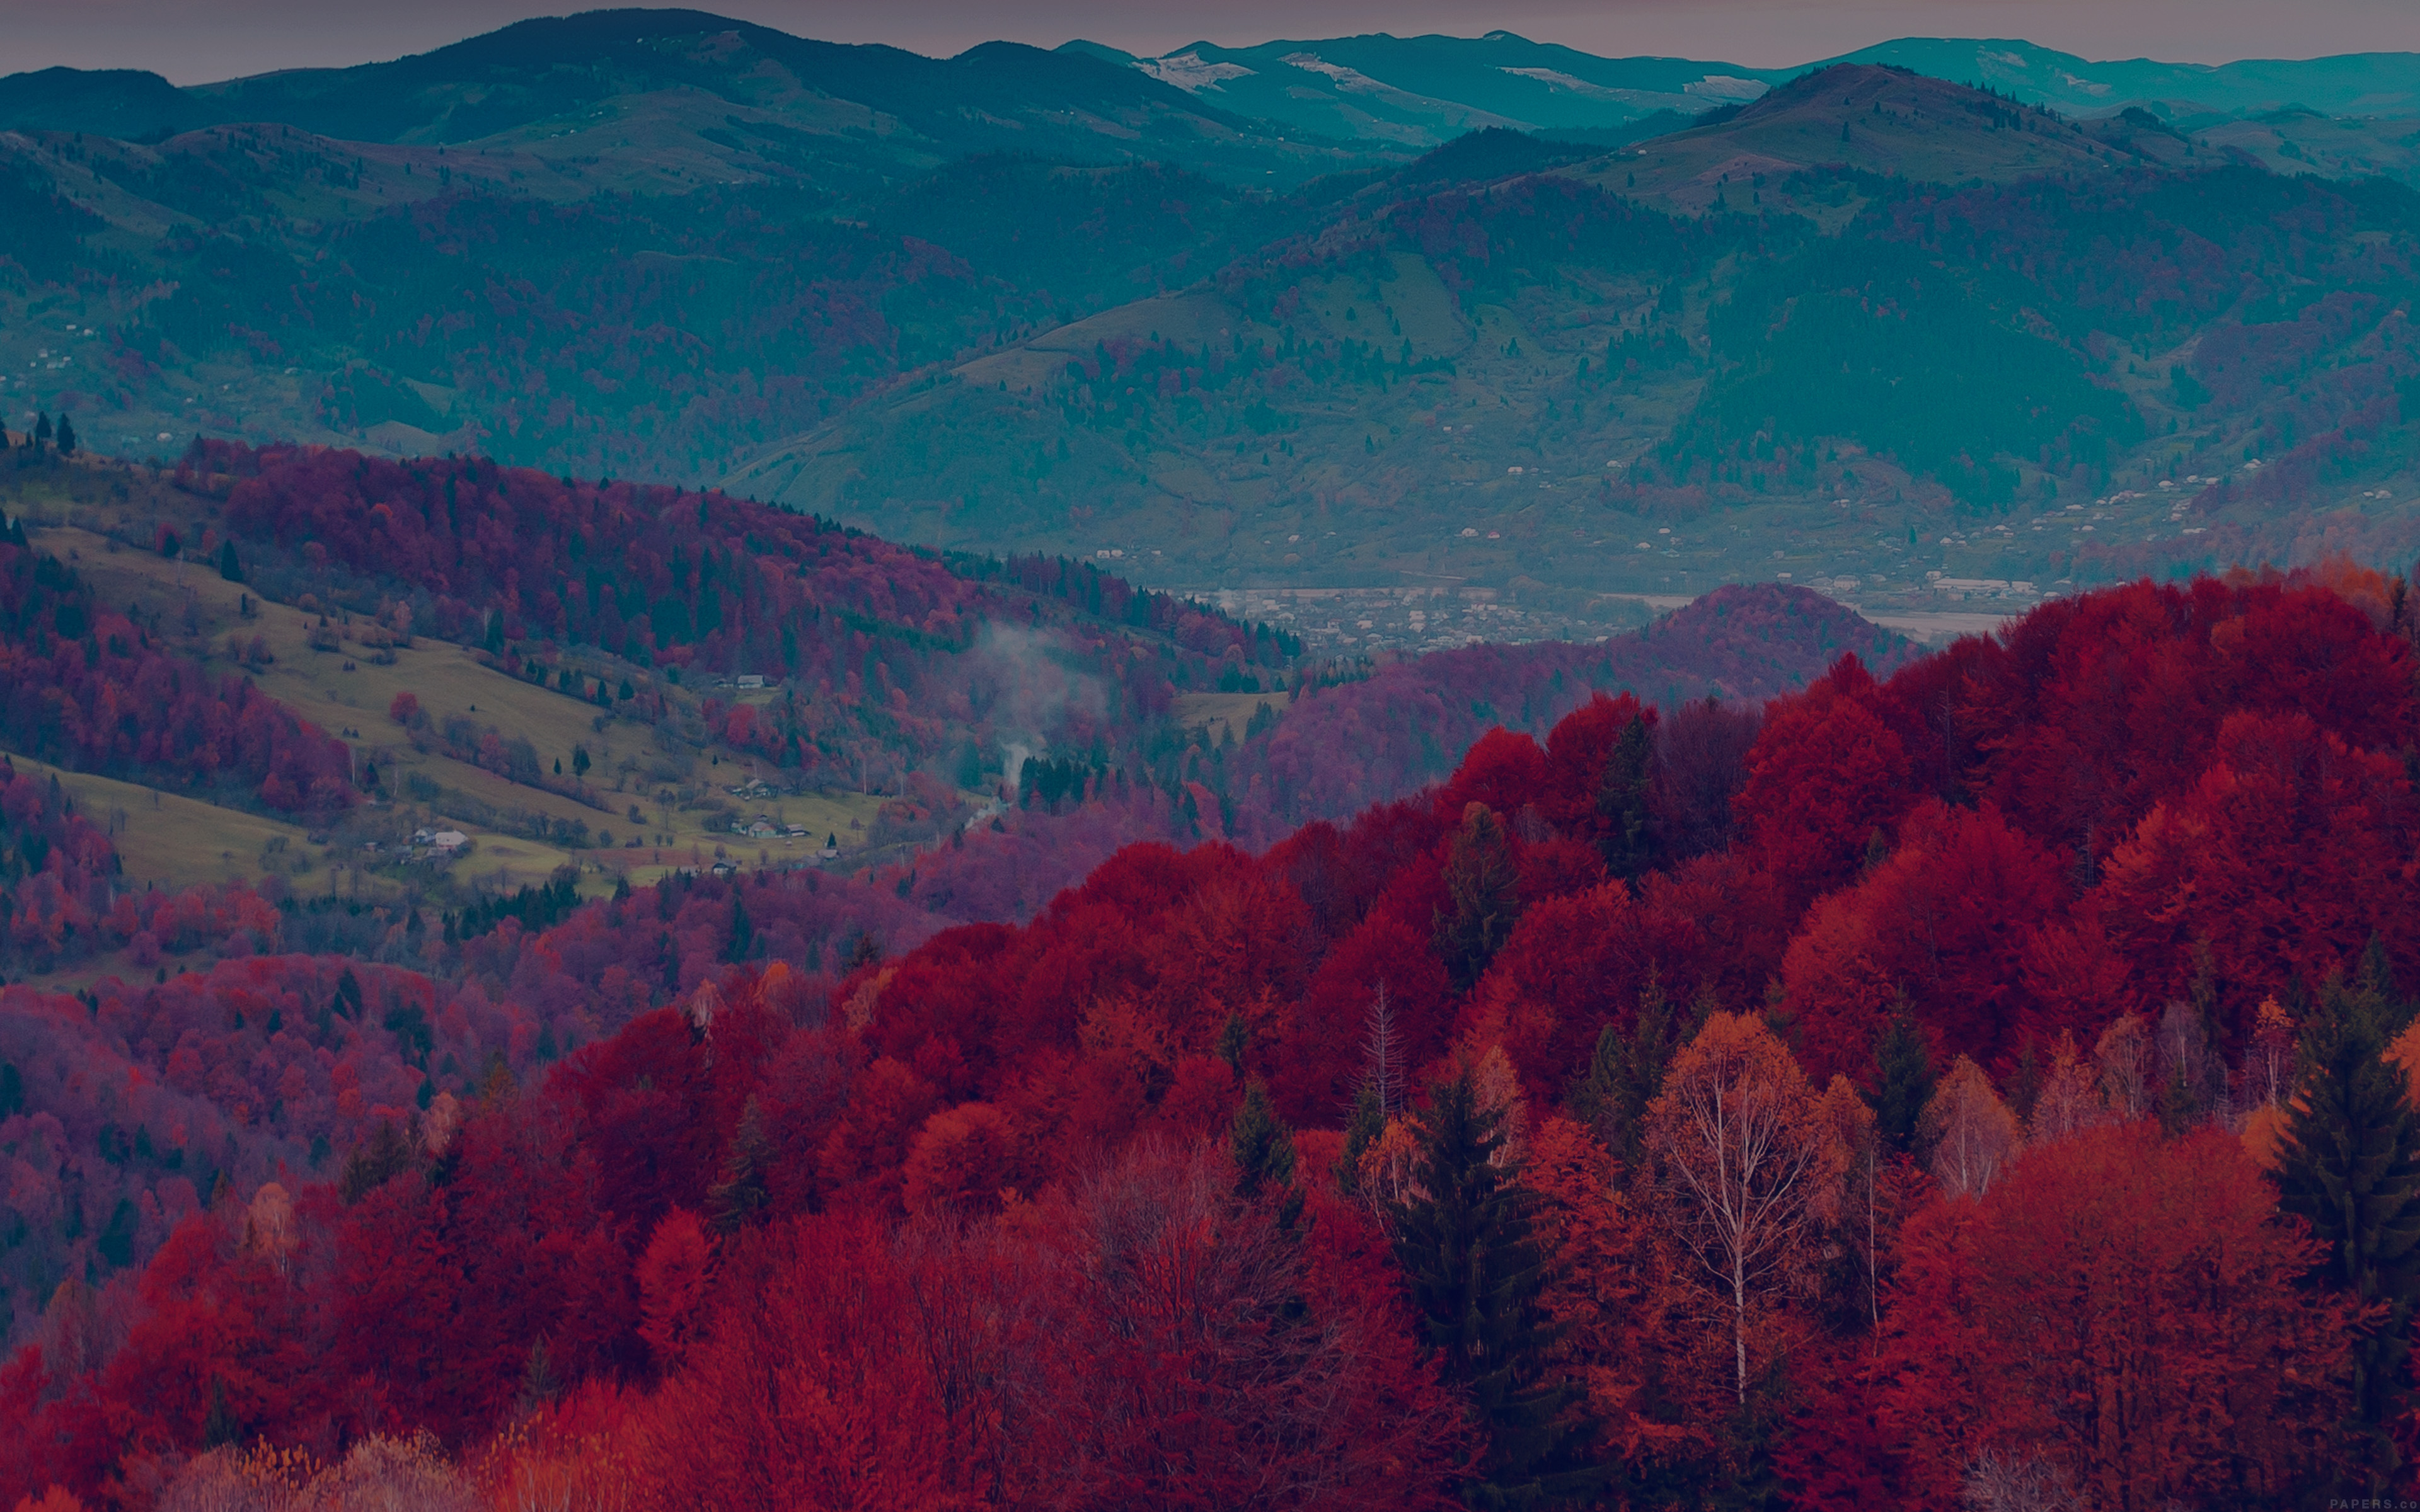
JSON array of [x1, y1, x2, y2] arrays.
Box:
[[11, 14, 2420, 164], [6, 11, 2420, 629]]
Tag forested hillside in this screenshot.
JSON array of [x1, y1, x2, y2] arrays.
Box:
[[1, 440, 1882, 890], [6, 438, 1310, 816], [750, 67, 2420, 595], [8, 18, 2420, 607], [9, 12, 2420, 1506], [3, 559, 2417, 1508]]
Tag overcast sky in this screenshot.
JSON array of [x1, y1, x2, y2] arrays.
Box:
[[4, 0, 2416, 84]]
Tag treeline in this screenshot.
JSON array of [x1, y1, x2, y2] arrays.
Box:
[[446, 873, 582, 945], [949, 549, 1302, 664], [182, 439, 1277, 785], [1240, 584, 1907, 825]]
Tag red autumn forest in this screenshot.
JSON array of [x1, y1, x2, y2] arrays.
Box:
[[0, 514, 355, 818], [4, 560, 2420, 1509]]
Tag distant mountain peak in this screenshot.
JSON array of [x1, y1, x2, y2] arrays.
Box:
[[1554, 59, 2204, 215]]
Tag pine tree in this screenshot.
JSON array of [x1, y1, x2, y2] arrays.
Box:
[[338, 1120, 417, 1205], [844, 931, 882, 973], [1596, 713, 1656, 879], [1230, 1079, 1308, 1237], [516, 1334, 561, 1414], [2278, 978, 2420, 1492], [2006, 1040, 2043, 1127], [725, 896, 754, 962], [1436, 804, 1523, 992], [1391, 1064, 1601, 1508], [1568, 974, 1684, 1177], [202, 1375, 239, 1448], [1230, 1080, 1297, 1201], [708, 1095, 775, 1234], [54, 415, 74, 456], [217, 539, 243, 582], [32, 413, 51, 451], [2358, 932, 2410, 1035], [1869, 998, 1934, 1155], [1216, 1012, 1248, 1077]]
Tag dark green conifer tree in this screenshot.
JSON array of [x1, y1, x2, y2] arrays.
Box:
[[1569, 976, 1689, 1179], [1230, 1080, 1297, 1201], [337, 1119, 417, 1205], [1869, 999, 1934, 1155], [844, 931, 882, 973], [1391, 1065, 1599, 1508], [1436, 805, 1523, 991], [1229, 1079, 1308, 1235], [516, 1334, 562, 1413], [1216, 1012, 1249, 1077], [1596, 714, 1656, 879], [708, 1095, 774, 1234], [725, 896, 754, 962], [202, 1376, 239, 1448], [2278, 976, 2420, 1492]]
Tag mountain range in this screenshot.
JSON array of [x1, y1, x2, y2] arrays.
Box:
[[6, 9, 2420, 633], [1073, 33, 2420, 147], [12, 21, 2420, 156]]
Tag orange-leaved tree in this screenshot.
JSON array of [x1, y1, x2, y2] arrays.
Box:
[[1644, 1012, 1830, 1402]]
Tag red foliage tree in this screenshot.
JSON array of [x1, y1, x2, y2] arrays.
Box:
[[1779, 801, 2068, 1081], [1864, 1124, 2348, 1507], [1733, 656, 1914, 910]]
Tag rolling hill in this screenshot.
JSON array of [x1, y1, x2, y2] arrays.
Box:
[[0, 433, 1896, 994], [1587, 64, 2194, 216], [0, 437, 1307, 899], [1062, 31, 1783, 147], [1824, 37, 2420, 119], [0, 9, 1381, 189], [1064, 31, 2420, 151], [6, 15, 2420, 626], [731, 65, 2420, 609]]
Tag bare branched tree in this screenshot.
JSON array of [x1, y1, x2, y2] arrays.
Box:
[[2094, 1012, 2153, 1121], [1646, 1012, 1828, 1400], [1922, 1057, 2023, 1200], [2027, 1031, 2107, 1145], [1361, 980, 1403, 1120], [1959, 1452, 2087, 1512]]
